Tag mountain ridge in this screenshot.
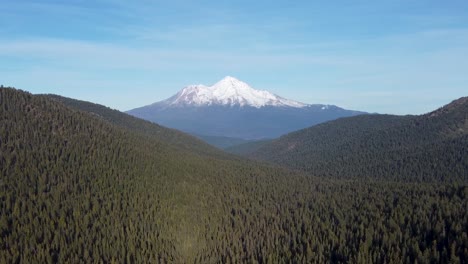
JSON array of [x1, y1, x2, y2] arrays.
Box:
[[154, 76, 307, 109], [242, 97, 468, 182], [127, 77, 365, 139], [43, 94, 233, 159]]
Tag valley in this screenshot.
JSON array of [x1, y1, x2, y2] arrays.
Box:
[[3, 1, 467, 263], [0, 87, 466, 263]]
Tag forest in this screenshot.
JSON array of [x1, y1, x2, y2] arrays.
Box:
[[240, 98, 468, 183], [0, 87, 467, 263]]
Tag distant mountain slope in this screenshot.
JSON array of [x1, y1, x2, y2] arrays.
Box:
[[247, 97, 468, 182], [225, 139, 272, 155], [1, 87, 466, 263], [127, 76, 364, 139], [192, 134, 253, 149]]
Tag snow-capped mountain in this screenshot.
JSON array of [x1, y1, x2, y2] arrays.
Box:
[[160, 76, 307, 108], [127, 77, 365, 141]]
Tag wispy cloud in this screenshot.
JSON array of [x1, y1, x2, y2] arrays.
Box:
[[1, 1, 467, 114], [0, 37, 359, 71]]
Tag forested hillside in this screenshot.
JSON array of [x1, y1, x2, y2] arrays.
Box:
[[247, 98, 468, 182], [43, 94, 230, 159], [1, 87, 466, 263], [225, 139, 272, 155]]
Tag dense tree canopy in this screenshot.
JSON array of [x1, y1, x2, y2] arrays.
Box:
[[0, 88, 466, 263], [245, 99, 468, 183]]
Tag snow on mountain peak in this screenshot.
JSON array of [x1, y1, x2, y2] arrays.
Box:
[[167, 76, 308, 108]]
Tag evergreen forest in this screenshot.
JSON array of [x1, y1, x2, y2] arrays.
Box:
[[0, 87, 466, 263], [242, 98, 468, 183]]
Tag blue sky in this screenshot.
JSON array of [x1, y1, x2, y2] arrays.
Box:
[[1, 0, 467, 114]]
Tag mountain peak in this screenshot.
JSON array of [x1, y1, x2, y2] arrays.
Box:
[[214, 76, 248, 88], [165, 77, 308, 108], [219, 75, 241, 82]]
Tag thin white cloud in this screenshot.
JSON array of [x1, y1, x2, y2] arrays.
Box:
[[1, 0, 467, 114], [0, 37, 358, 71]]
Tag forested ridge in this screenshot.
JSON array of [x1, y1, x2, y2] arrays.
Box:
[[43, 94, 231, 159], [0, 87, 466, 263], [246, 98, 468, 183]]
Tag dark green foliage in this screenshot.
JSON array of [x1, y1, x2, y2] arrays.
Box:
[[192, 134, 253, 149], [225, 139, 272, 155], [1, 87, 466, 263], [248, 98, 468, 183], [43, 94, 231, 159]]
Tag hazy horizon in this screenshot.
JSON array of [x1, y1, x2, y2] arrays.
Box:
[[1, 0, 467, 114]]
